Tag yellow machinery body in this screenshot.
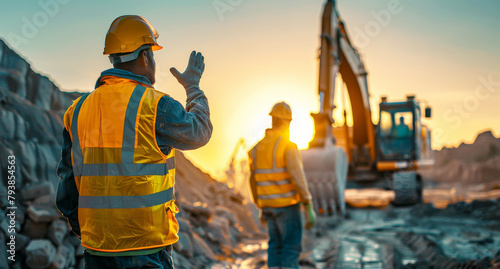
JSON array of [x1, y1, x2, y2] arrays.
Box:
[[302, 0, 434, 215]]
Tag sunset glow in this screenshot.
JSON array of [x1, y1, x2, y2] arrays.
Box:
[[1, 0, 498, 177]]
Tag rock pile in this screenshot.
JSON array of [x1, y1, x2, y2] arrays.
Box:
[[0, 39, 264, 268], [420, 130, 500, 188]]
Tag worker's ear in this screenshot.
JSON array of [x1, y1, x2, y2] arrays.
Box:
[[138, 50, 149, 67]]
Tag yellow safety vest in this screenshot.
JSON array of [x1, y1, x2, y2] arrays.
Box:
[[64, 76, 179, 252], [250, 130, 301, 208]]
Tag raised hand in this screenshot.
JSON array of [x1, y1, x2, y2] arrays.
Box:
[[170, 51, 205, 90]]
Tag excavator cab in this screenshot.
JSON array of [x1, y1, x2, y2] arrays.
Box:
[[375, 96, 433, 205], [376, 95, 433, 167], [377, 96, 420, 162]]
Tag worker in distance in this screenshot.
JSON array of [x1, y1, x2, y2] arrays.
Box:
[[248, 102, 317, 269]]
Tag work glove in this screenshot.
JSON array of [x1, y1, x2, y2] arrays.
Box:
[[303, 202, 317, 229], [170, 51, 205, 90]]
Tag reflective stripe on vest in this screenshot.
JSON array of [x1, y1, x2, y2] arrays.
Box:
[[79, 188, 174, 209], [70, 92, 89, 179], [121, 84, 147, 163], [255, 178, 292, 187], [71, 85, 175, 207], [258, 190, 297, 200], [71, 159, 174, 177], [69, 81, 178, 252]]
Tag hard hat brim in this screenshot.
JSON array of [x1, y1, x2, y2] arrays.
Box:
[[151, 44, 163, 51]]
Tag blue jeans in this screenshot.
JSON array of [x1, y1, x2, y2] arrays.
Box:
[[262, 203, 303, 269], [84, 247, 174, 269]]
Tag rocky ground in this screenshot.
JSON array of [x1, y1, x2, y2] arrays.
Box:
[[211, 199, 500, 269]]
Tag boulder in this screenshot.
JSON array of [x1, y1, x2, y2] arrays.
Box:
[[0, 106, 25, 141], [50, 245, 72, 269], [21, 182, 54, 201], [25, 239, 56, 269], [11, 141, 37, 185], [32, 194, 56, 208], [26, 205, 60, 223], [15, 233, 30, 251], [206, 215, 233, 247], [214, 205, 237, 225], [0, 184, 7, 209], [14, 204, 26, 225], [61, 240, 76, 267], [14, 220, 21, 232], [0, 233, 8, 269], [0, 216, 7, 235], [23, 218, 49, 239], [172, 250, 195, 269], [48, 220, 68, 246], [191, 233, 216, 261], [182, 203, 213, 220], [173, 232, 193, 258], [177, 217, 193, 235]]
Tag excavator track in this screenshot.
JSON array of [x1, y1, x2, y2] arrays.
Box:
[[392, 172, 422, 206]]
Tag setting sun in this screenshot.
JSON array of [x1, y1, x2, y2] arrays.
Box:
[[289, 105, 315, 150]]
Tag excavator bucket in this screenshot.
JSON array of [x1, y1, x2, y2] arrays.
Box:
[[301, 144, 348, 216]]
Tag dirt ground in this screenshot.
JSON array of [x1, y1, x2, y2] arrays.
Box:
[[211, 196, 500, 269]]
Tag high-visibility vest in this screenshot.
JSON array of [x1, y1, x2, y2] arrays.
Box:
[[250, 131, 301, 208], [64, 76, 178, 252]]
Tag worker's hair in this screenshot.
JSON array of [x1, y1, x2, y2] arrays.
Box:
[[272, 117, 291, 129], [113, 48, 153, 69]]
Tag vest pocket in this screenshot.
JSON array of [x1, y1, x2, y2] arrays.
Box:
[[165, 201, 180, 243]]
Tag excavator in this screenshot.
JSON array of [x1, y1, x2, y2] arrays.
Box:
[[301, 0, 434, 216]]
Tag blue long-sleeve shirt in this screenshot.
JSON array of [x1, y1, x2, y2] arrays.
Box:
[[56, 68, 212, 237]]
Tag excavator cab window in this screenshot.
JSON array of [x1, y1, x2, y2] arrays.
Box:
[[392, 113, 413, 138], [377, 105, 416, 161]]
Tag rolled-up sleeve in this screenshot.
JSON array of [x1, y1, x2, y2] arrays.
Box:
[[155, 86, 213, 154]]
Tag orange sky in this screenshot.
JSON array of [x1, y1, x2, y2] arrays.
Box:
[[1, 0, 499, 178]]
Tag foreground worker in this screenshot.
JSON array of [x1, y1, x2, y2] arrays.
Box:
[[248, 102, 316, 269], [56, 15, 212, 268]]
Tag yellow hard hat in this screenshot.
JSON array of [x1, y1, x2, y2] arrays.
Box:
[[269, 102, 292, 121], [104, 15, 162, 58]]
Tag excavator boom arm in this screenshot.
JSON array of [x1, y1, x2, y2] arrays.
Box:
[[311, 0, 375, 163]]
